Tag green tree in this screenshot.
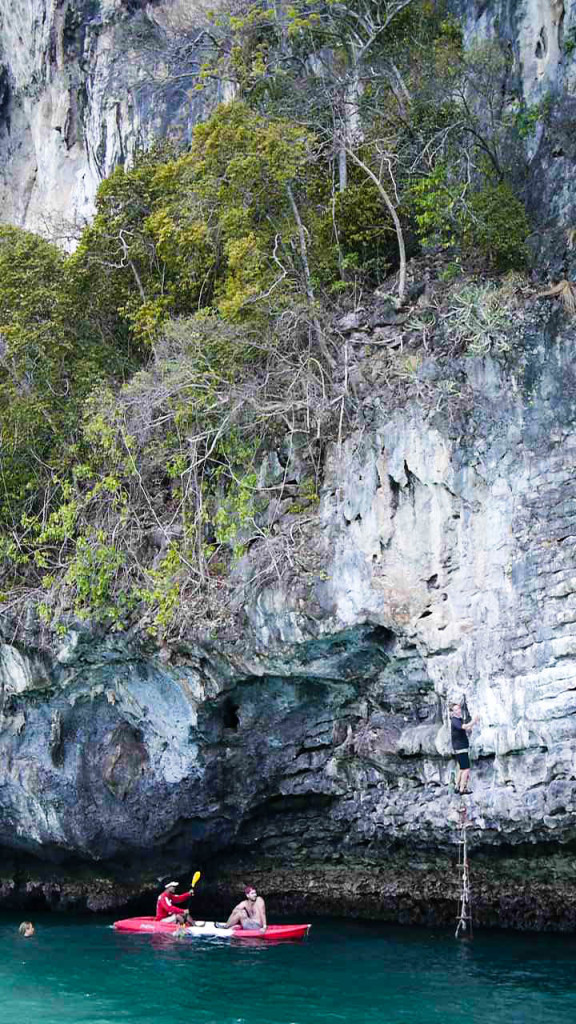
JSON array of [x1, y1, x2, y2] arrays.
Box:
[[0, 227, 69, 525]]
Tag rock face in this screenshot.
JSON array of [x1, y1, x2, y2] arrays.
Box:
[[459, 0, 576, 277], [1, 0, 576, 930], [1, 0, 576, 249], [2, 306, 576, 928], [0, 0, 226, 236]]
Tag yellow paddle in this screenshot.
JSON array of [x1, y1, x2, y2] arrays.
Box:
[[180, 871, 202, 926]]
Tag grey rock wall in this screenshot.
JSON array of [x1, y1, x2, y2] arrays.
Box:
[[458, 0, 576, 275], [1, 308, 576, 927], [0, 0, 226, 237]]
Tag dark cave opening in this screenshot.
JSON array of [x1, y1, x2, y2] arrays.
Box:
[[221, 697, 240, 731]]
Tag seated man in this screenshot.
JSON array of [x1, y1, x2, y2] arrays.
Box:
[[223, 885, 267, 931], [156, 881, 194, 924]]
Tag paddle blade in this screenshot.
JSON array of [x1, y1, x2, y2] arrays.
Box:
[[191, 870, 201, 888]]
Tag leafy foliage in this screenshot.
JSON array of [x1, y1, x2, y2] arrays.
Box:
[[410, 168, 529, 269], [69, 104, 324, 340], [0, 226, 137, 532]]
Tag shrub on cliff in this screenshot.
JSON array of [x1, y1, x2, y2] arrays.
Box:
[[0, 95, 358, 618], [69, 103, 336, 342], [27, 311, 332, 636], [0, 228, 96, 533], [197, 4, 532, 283], [0, 224, 144, 547], [403, 38, 531, 269], [410, 170, 529, 270]]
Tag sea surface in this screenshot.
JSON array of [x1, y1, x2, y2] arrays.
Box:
[[2, 913, 576, 1024]]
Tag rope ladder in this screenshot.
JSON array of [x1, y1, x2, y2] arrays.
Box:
[[455, 802, 473, 939]]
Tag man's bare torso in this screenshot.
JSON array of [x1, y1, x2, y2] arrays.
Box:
[[236, 896, 265, 925]]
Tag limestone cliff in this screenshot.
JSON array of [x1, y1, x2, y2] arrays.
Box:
[[0, 0, 226, 237], [1, 302, 576, 929], [2, 0, 576, 932]]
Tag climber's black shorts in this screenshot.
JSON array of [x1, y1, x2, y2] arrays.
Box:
[[455, 751, 470, 770]]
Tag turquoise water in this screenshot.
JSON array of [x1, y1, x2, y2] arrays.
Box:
[[2, 914, 576, 1024]]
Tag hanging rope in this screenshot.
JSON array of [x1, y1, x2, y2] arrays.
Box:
[[455, 802, 473, 939]]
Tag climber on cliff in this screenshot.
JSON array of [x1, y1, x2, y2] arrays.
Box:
[[219, 885, 267, 931], [156, 881, 194, 924], [451, 702, 479, 795]]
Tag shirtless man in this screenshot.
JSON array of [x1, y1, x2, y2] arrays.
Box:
[[223, 885, 267, 931]]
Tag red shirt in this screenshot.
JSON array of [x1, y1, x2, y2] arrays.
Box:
[[155, 890, 191, 920]]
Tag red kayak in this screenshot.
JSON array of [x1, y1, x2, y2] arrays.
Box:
[[113, 917, 310, 940]]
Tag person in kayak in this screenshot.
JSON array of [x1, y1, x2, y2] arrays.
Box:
[[156, 881, 194, 924], [451, 701, 479, 794], [222, 885, 267, 931]]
